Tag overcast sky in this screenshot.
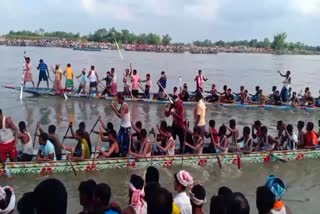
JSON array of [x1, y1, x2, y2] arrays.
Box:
[[1, 0, 320, 45]]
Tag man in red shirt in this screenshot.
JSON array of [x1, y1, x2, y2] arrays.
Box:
[[165, 95, 185, 154], [304, 122, 318, 149]]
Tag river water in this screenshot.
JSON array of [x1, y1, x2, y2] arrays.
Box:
[[0, 46, 320, 213]]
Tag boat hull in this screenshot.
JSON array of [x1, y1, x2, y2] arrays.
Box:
[[0, 150, 317, 176], [3, 84, 320, 111]]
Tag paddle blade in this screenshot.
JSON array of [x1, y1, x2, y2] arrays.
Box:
[[237, 154, 241, 169], [217, 154, 222, 169], [64, 92, 68, 100]]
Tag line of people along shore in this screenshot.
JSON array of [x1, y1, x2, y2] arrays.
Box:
[[22, 56, 320, 107], [0, 89, 319, 163], [4, 166, 291, 214]]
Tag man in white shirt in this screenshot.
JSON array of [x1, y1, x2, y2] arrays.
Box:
[[174, 170, 194, 214]]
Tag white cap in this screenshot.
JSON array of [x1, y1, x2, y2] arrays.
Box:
[[176, 170, 194, 187]]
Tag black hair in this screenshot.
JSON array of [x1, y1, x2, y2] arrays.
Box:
[[108, 130, 117, 139], [0, 109, 2, 115], [272, 86, 277, 91], [76, 129, 85, 138], [229, 119, 236, 129], [219, 125, 227, 136], [297, 121, 304, 129], [147, 187, 173, 214], [67, 63, 71, 67], [141, 129, 147, 138], [33, 178, 68, 214], [39, 132, 49, 142], [48, 125, 56, 134], [91, 65, 95, 70], [277, 120, 283, 127], [261, 126, 268, 134], [135, 121, 142, 129], [306, 122, 314, 131], [223, 85, 227, 90], [145, 166, 159, 184], [243, 126, 250, 135], [78, 179, 96, 198], [209, 120, 216, 128], [255, 86, 260, 91], [191, 184, 206, 207], [254, 120, 261, 127], [17, 192, 34, 214], [286, 124, 293, 133], [79, 122, 86, 129], [107, 122, 114, 131], [256, 186, 275, 214], [231, 192, 250, 214], [19, 121, 26, 131], [174, 87, 177, 90], [210, 195, 227, 214], [193, 126, 201, 135], [95, 183, 111, 206], [166, 126, 173, 134], [117, 93, 125, 100], [160, 121, 168, 129], [130, 174, 144, 190]]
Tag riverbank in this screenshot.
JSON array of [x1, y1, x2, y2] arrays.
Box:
[[2, 37, 319, 55]]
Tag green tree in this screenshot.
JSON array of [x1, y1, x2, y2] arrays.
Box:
[[271, 33, 287, 50], [162, 34, 172, 46], [263, 37, 271, 48]]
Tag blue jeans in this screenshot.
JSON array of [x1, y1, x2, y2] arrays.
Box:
[[118, 126, 131, 157], [280, 87, 288, 102]]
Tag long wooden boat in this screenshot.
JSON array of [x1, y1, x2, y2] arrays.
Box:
[[0, 150, 317, 176], [3, 85, 320, 111], [72, 47, 101, 51]]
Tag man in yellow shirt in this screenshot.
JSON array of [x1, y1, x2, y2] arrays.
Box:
[[63, 63, 74, 91]]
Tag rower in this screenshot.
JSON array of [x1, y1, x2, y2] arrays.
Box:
[[276, 121, 286, 147], [180, 83, 190, 102], [252, 120, 262, 146], [63, 128, 90, 161], [152, 121, 169, 155], [226, 119, 240, 152], [259, 90, 267, 105], [131, 121, 142, 152], [131, 70, 140, 98], [139, 74, 152, 99], [241, 90, 251, 104], [110, 68, 117, 95], [156, 126, 175, 156], [216, 125, 229, 154], [76, 68, 87, 95], [269, 86, 277, 101], [194, 92, 206, 136], [36, 132, 56, 161], [36, 59, 49, 89], [17, 121, 33, 162], [63, 63, 74, 91], [87, 65, 99, 96], [237, 126, 253, 152], [220, 88, 235, 103], [305, 91, 315, 106], [282, 124, 298, 150], [164, 95, 185, 154], [204, 120, 219, 153], [250, 86, 261, 102], [185, 127, 204, 155], [23, 57, 35, 88], [100, 71, 112, 97], [123, 68, 132, 97], [96, 129, 120, 158], [257, 126, 278, 151], [38, 123, 63, 160], [172, 87, 179, 98], [111, 93, 131, 157], [273, 91, 282, 105], [129, 129, 151, 158], [297, 121, 305, 149], [279, 70, 291, 102], [303, 122, 318, 149], [157, 71, 167, 99], [53, 64, 63, 92], [205, 84, 219, 103], [218, 85, 228, 97], [234, 85, 245, 102], [289, 92, 300, 107], [0, 109, 18, 162], [194, 69, 208, 93]]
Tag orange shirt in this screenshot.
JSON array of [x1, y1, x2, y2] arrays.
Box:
[[305, 131, 318, 147]]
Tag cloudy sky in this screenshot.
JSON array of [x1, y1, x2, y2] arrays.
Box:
[[1, 0, 320, 45]]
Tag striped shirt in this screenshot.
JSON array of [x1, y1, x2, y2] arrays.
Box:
[[38, 62, 48, 72]]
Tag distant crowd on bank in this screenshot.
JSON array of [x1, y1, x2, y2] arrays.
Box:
[[1, 167, 291, 214]]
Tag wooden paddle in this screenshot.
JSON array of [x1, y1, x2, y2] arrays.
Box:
[[91, 131, 101, 168], [90, 116, 101, 135], [60, 123, 77, 176], [181, 120, 188, 168], [157, 81, 173, 104], [20, 51, 27, 100], [233, 132, 241, 169], [209, 129, 222, 169], [33, 122, 39, 147]]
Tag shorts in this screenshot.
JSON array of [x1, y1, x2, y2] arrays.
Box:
[[39, 72, 48, 81], [0, 140, 17, 161], [90, 81, 97, 88], [132, 90, 139, 97], [65, 79, 74, 88], [18, 152, 33, 162]]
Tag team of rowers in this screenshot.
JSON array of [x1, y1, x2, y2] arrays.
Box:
[[0, 89, 319, 162], [22, 56, 320, 106]]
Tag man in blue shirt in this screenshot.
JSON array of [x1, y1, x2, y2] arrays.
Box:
[[36, 59, 50, 89]]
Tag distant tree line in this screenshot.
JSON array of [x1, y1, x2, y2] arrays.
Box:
[[4, 29, 320, 52]]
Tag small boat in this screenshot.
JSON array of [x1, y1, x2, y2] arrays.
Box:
[[3, 85, 320, 111], [72, 47, 101, 52], [0, 149, 317, 176]]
